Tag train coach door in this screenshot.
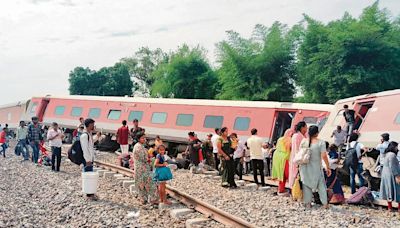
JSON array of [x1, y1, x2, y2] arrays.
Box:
[[271, 111, 296, 143], [37, 98, 50, 122], [354, 101, 375, 131]]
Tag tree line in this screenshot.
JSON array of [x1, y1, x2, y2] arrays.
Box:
[[68, 2, 400, 104]]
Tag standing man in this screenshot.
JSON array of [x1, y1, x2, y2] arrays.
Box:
[[0, 127, 7, 157], [331, 125, 347, 151], [348, 133, 367, 194], [81, 118, 97, 200], [211, 128, 221, 172], [117, 120, 129, 154], [28, 116, 42, 164], [130, 119, 144, 146], [79, 117, 84, 126], [16, 121, 30, 161], [47, 122, 64, 172], [202, 133, 214, 167], [247, 128, 265, 186], [343, 105, 363, 136]]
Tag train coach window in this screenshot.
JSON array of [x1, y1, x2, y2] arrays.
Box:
[[303, 117, 318, 125], [88, 108, 101, 118], [128, 111, 143, 122], [176, 114, 193, 126], [151, 112, 167, 124], [234, 117, 250, 131], [204, 115, 223, 129], [108, 110, 121, 120], [54, 106, 65, 116], [395, 113, 400, 125], [71, 107, 83, 117]]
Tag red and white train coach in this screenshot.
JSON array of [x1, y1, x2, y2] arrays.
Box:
[[320, 89, 400, 148], [21, 95, 332, 144], [0, 101, 29, 130]]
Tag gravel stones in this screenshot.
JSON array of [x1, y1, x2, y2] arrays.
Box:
[[170, 171, 400, 228], [0, 143, 189, 228]]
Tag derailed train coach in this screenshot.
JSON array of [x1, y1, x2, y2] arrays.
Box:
[[319, 89, 400, 181], [17, 95, 332, 150], [0, 101, 29, 132]]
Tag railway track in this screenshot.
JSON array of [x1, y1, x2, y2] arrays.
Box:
[[58, 146, 398, 210], [94, 160, 256, 228]]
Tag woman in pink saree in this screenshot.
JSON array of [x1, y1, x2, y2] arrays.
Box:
[[288, 121, 308, 189]]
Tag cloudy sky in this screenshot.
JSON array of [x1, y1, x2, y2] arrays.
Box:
[[1, 0, 399, 104]]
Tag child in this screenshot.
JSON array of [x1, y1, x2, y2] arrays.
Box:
[[244, 142, 251, 174], [154, 144, 173, 205], [324, 143, 345, 204], [262, 143, 271, 177]]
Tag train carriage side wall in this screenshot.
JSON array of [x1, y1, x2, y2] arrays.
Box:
[[38, 96, 331, 146], [320, 89, 400, 148]]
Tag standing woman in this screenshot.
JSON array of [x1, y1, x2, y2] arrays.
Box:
[[272, 129, 293, 195], [133, 133, 158, 205], [186, 132, 202, 168], [299, 126, 331, 208], [217, 127, 237, 188], [289, 121, 307, 189], [380, 141, 400, 212]]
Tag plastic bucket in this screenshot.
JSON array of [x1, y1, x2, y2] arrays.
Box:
[[82, 172, 99, 194]]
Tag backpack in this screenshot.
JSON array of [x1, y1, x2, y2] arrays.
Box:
[[343, 142, 359, 173], [68, 133, 88, 165], [346, 186, 374, 206]]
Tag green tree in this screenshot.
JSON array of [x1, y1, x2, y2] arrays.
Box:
[[150, 45, 217, 99], [68, 63, 133, 96], [296, 2, 400, 103], [120, 47, 169, 96], [216, 22, 297, 101]]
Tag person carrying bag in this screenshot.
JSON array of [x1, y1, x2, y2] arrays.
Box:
[[292, 173, 303, 201]]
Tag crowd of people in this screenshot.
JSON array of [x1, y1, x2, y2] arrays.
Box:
[[3, 104, 400, 211]]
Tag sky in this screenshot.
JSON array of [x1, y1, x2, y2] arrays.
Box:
[[1, 0, 399, 104]]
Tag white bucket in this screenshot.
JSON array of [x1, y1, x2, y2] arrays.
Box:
[[82, 172, 99, 194]]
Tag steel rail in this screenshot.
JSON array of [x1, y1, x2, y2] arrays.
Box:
[[93, 160, 256, 228], [165, 186, 256, 228], [94, 160, 134, 178]]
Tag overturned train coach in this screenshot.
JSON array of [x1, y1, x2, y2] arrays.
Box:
[[1, 95, 332, 152], [319, 89, 400, 187]]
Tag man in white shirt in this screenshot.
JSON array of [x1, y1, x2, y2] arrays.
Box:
[[16, 121, 30, 161], [331, 125, 347, 151], [348, 133, 367, 194], [80, 118, 97, 200], [247, 128, 265, 186], [47, 122, 64, 172], [211, 128, 221, 171]]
